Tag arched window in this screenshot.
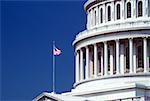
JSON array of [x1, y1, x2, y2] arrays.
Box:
[[116, 4, 121, 19], [127, 2, 131, 18], [100, 8, 103, 23], [107, 6, 111, 21], [138, 1, 143, 17], [94, 10, 96, 25]]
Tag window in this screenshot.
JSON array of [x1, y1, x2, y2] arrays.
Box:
[[89, 10, 91, 26], [94, 10, 96, 25], [100, 8, 103, 23], [138, 1, 143, 17], [127, 2, 131, 18], [107, 6, 111, 21], [116, 4, 121, 19]]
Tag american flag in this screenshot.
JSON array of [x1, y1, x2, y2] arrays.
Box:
[[53, 46, 61, 56]]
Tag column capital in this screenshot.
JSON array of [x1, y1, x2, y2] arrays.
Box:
[[93, 43, 97, 46], [79, 48, 83, 52], [143, 37, 148, 39], [103, 41, 107, 44], [115, 39, 119, 42], [75, 49, 79, 54], [128, 37, 133, 40], [87, 9, 90, 13], [85, 45, 89, 49]]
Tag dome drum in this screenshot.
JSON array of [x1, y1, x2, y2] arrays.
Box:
[[72, 30, 150, 100], [72, 0, 150, 100], [74, 34, 150, 84], [84, 0, 150, 31]]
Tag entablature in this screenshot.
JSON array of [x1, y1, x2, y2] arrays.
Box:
[[73, 18, 150, 46]]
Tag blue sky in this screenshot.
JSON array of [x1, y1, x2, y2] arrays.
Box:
[[1, 1, 86, 100]]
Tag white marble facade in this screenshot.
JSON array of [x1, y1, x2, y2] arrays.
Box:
[[74, 0, 150, 84], [34, 0, 150, 101], [70, 0, 150, 100]]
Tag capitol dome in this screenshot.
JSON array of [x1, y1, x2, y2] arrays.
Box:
[[34, 0, 150, 101], [70, 0, 150, 100]]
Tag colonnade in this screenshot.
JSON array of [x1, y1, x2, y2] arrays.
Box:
[[75, 37, 150, 82]]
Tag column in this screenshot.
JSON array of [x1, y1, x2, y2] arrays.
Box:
[[89, 50, 93, 77], [86, 46, 90, 79], [93, 9, 96, 26], [101, 47, 104, 76], [98, 7, 101, 24], [129, 38, 133, 73], [104, 42, 108, 76], [143, 0, 148, 17], [80, 49, 84, 80], [120, 44, 125, 74], [133, 43, 137, 73], [143, 38, 148, 73], [96, 6, 99, 25], [121, 0, 124, 19], [91, 9, 94, 27], [132, 0, 136, 18], [94, 44, 98, 77], [75, 51, 80, 82], [103, 4, 106, 23], [131, 0, 135, 18], [110, 46, 114, 75], [111, 1, 115, 21], [116, 40, 120, 74]]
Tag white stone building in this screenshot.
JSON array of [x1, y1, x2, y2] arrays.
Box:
[[34, 0, 150, 100]]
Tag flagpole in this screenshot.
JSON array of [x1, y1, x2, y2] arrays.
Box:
[[52, 41, 55, 94]]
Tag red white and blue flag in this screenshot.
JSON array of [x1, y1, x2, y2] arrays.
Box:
[[53, 46, 61, 56]]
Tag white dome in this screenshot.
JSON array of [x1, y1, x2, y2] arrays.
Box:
[[70, 0, 150, 100]]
